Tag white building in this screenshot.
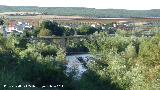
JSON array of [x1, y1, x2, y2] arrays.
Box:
[[5, 21, 33, 34]]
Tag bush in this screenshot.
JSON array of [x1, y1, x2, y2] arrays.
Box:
[[17, 41, 68, 88], [0, 36, 69, 89], [77, 25, 98, 35], [84, 32, 160, 90]]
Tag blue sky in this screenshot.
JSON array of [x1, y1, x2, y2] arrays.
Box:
[[0, 0, 160, 10]]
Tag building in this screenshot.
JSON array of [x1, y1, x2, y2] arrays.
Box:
[[5, 21, 33, 34]]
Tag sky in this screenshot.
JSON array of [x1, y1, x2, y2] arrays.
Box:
[[0, 0, 160, 10]]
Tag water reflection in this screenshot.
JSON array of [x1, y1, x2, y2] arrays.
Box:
[[66, 54, 93, 79]]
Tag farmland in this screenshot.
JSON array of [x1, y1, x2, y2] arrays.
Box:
[[2, 15, 160, 27]]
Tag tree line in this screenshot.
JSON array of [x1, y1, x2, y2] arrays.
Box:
[[1, 6, 160, 18], [22, 20, 100, 37]]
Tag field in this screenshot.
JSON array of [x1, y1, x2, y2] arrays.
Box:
[[2, 15, 160, 27]]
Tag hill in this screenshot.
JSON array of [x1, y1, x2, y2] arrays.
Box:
[[1, 5, 160, 18]]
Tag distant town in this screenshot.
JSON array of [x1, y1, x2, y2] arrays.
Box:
[[1, 12, 160, 37]]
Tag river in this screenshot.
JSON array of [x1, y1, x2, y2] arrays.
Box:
[[66, 54, 93, 79]]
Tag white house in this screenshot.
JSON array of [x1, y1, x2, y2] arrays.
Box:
[[5, 21, 33, 34]]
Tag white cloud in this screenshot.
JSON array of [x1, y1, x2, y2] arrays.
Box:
[[0, 0, 160, 10]]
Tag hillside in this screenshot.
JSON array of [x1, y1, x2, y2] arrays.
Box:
[[1, 5, 160, 18]]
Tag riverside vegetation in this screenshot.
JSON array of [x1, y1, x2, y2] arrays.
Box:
[[0, 20, 160, 90]]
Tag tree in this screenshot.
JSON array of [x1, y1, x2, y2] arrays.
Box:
[[77, 25, 98, 35], [40, 20, 64, 36], [63, 27, 75, 36], [84, 32, 160, 90], [124, 43, 137, 59], [104, 22, 116, 34], [0, 19, 4, 25], [38, 29, 52, 36]]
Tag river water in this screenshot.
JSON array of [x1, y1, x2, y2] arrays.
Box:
[[66, 54, 93, 79]]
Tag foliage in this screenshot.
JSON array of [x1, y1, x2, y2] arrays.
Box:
[[66, 40, 89, 55], [21, 29, 37, 37], [40, 20, 64, 36], [1, 30, 160, 90], [38, 28, 52, 36], [17, 41, 67, 87], [63, 27, 75, 36], [84, 32, 160, 90], [0, 35, 69, 89], [0, 18, 4, 25], [77, 25, 98, 35], [0, 69, 29, 90], [103, 22, 117, 34]]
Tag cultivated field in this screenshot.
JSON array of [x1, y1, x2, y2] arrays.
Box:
[[2, 15, 160, 26]]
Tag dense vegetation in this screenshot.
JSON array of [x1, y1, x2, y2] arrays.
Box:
[[84, 32, 160, 90], [0, 34, 70, 90], [0, 18, 4, 25], [1, 5, 160, 17], [0, 18, 160, 90], [32, 20, 99, 36], [1, 31, 160, 90]]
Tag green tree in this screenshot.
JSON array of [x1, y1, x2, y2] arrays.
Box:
[[104, 22, 116, 34], [77, 25, 98, 35], [84, 32, 160, 90], [40, 20, 64, 36], [0, 19, 4, 25], [63, 27, 75, 36], [38, 28, 52, 36]]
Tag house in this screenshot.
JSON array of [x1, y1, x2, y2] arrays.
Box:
[[4, 21, 33, 35]]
